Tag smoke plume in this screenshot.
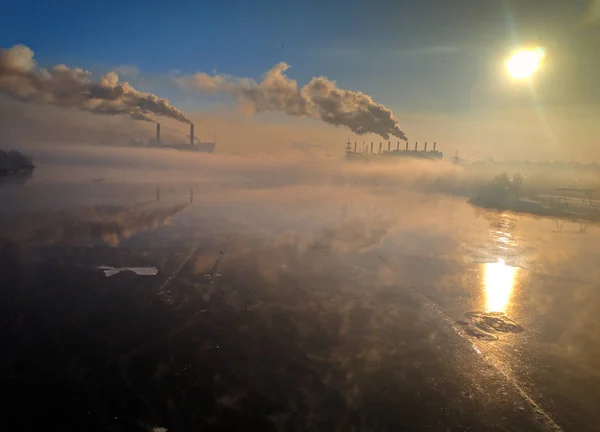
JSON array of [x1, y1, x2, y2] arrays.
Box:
[[0, 45, 190, 124], [177, 62, 408, 140]]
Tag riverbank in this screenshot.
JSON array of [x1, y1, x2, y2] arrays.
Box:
[[0, 149, 35, 175]]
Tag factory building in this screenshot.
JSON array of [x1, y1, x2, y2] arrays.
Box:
[[345, 139, 443, 161]]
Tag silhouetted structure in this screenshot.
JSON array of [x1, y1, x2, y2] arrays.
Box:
[[344, 139, 443, 161], [0, 149, 35, 175], [130, 123, 215, 153]]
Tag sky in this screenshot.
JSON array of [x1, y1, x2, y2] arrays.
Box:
[[1, 0, 599, 160]]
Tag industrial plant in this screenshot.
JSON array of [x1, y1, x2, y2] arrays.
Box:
[[345, 139, 443, 161], [131, 123, 216, 153]]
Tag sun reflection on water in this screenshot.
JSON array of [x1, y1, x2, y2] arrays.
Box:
[[484, 258, 518, 313]]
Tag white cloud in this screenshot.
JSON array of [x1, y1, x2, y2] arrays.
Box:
[[114, 64, 140, 77]]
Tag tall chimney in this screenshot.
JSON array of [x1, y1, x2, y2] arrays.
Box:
[[415, 141, 418, 151], [370, 142, 374, 153], [156, 123, 161, 144], [379, 142, 382, 153], [433, 142, 437, 151], [354, 142, 357, 152], [405, 141, 408, 151], [424, 142, 428, 151], [388, 141, 391, 151], [190, 124, 195, 146], [396, 141, 400, 150]]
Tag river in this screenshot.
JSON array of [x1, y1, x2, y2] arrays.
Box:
[[0, 163, 599, 431]]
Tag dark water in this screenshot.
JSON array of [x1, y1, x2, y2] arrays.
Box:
[[1, 174, 600, 431]]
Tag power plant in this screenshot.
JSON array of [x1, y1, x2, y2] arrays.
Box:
[[345, 139, 443, 161], [150, 123, 215, 153]]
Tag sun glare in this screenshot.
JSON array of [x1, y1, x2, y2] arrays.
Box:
[[506, 47, 545, 79], [484, 258, 518, 313]]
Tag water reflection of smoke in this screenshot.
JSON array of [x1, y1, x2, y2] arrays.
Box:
[[309, 217, 395, 252], [0, 201, 188, 247]]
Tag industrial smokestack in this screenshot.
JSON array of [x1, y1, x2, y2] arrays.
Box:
[[414, 141, 418, 151], [388, 141, 391, 151], [156, 123, 161, 144], [433, 142, 437, 151], [379, 142, 382, 153], [354, 142, 357, 152], [190, 124, 195, 146], [405, 141, 408, 151], [397, 141, 399, 150], [370, 142, 374, 153], [424, 142, 428, 151]]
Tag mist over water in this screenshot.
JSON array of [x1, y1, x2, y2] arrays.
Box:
[[5, 142, 600, 297], [1, 142, 600, 431]]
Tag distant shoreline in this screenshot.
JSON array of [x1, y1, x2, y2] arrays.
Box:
[[468, 196, 600, 223], [0, 166, 35, 175]]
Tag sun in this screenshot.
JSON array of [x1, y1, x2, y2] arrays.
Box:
[[506, 48, 545, 79]]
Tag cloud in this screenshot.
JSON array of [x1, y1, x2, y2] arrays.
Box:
[[0, 45, 190, 124], [114, 64, 140, 78], [176, 63, 408, 141], [180, 72, 243, 94]]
